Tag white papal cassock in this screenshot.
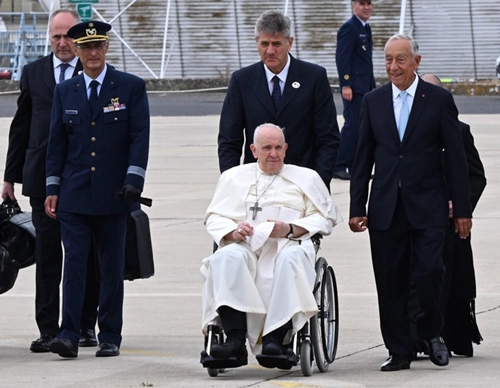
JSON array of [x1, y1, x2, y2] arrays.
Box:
[[201, 163, 343, 353]]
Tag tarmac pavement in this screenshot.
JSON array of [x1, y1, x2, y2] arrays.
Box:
[[0, 112, 499, 387]]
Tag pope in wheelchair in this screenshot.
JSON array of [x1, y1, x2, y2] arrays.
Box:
[[200, 123, 342, 371]]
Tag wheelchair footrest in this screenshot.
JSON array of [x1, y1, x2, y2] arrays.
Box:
[[256, 349, 298, 370], [200, 351, 248, 369]]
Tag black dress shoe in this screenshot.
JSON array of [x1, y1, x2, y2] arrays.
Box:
[[95, 342, 120, 357], [333, 171, 351, 180], [50, 338, 78, 358], [261, 336, 285, 356], [381, 355, 411, 371], [210, 336, 247, 361], [79, 329, 98, 347], [96, 342, 120, 357], [30, 334, 54, 353], [425, 337, 449, 366]]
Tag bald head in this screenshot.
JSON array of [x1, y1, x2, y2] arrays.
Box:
[[421, 73, 443, 87]]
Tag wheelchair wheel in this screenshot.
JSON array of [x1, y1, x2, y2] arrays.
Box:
[[310, 257, 339, 372], [321, 266, 339, 364], [300, 339, 313, 376], [207, 367, 219, 377]]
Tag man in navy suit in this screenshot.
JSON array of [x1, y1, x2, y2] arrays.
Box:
[[334, 0, 375, 180], [45, 21, 150, 358], [218, 10, 339, 190], [2, 9, 99, 353], [349, 35, 472, 371]]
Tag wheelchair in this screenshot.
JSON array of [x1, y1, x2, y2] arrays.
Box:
[[200, 235, 339, 377]]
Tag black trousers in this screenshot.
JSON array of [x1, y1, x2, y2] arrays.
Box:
[[57, 211, 127, 348], [368, 193, 446, 358], [335, 92, 363, 173], [30, 198, 99, 336]]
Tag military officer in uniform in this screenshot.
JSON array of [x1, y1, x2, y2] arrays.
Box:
[[334, 1, 376, 180], [2, 9, 100, 352], [45, 21, 150, 358]]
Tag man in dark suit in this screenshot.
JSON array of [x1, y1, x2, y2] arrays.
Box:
[[45, 20, 150, 358], [218, 10, 339, 190], [416, 74, 486, 357], [349, 35, 472, 371], [1, 9, 99, 352], [334, 0, 375, 180]]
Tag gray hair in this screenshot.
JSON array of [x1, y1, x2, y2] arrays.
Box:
[[253, 123, 285, 144], [255, 10, 292, 39], [49, 9, 81, 26], [384, 34, 419, 57]]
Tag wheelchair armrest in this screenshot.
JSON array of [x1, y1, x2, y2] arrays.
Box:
[[311, 233, 322, 253]]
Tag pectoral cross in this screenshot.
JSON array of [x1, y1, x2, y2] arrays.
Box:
[[250, 202, 262, 220]]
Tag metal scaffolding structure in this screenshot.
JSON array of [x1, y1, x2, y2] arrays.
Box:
[[1, 1, 499, 81]]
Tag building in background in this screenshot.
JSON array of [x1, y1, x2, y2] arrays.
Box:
[[1, 0, 499, 81]]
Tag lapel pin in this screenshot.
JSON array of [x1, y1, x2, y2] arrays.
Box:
[[292, 81, 300, 89], [78, 70, 83, 75]]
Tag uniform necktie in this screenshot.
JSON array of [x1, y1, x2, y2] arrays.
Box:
[[58, 63, 70, 83], [398, 91, 409, 141], [271, 75, 282, 111], [365, 23, 372, 48], [89, 80, 99, 115]]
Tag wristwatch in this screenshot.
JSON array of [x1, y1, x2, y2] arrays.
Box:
[[286, 224, 294, 239]]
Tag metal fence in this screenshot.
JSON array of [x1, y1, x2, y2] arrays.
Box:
[[2, 1, 499, 81], [0, 12, 49, 80]]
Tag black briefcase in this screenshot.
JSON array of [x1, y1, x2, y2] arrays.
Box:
[[124, 209, 154, 280]]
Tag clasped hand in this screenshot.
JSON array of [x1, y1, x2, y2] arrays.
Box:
[[228, 220, 290, 242]]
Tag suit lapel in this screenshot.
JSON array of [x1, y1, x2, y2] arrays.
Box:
[[279, 56, 300, 115], [252, 64, 275, 116], [72, 59, 83, 77], [41, 54, 56, 96], [402, 80, 430, 143], [380, 84, 400, 145], [70, 74, 89, 117]]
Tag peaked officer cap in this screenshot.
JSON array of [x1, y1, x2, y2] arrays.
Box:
[[68, 20, 111, 44]]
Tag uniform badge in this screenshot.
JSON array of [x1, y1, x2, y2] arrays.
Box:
[[86, 28, 97, 37], [292, 81, 300, 89], [103, 97, 127, 113]]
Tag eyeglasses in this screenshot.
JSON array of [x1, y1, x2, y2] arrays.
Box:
[[77, 42, 107, 51]]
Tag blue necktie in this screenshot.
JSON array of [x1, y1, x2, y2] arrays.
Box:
[[89, 80, 99, 115], [271, 76, 282, 111], [398, 91, 409, 141], [58, 63, 70, 83]]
